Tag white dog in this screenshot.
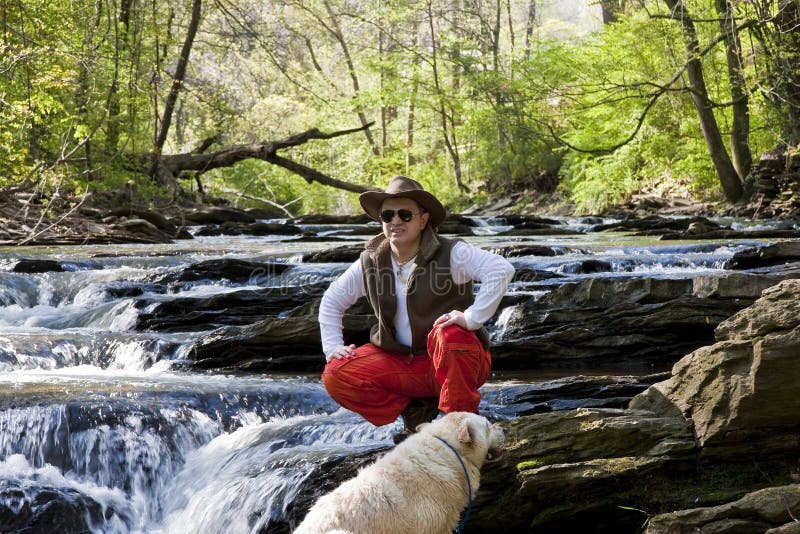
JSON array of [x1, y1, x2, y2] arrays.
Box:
[[293, 411, 505, 534]]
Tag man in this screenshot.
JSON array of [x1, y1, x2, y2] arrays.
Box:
[[318, 175, 515, 443]]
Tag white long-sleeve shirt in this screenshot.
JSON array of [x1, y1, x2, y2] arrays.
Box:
[[319, 240, 515, 360]]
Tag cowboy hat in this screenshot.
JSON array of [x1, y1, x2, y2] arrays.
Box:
[[359, 175, 447, 228]]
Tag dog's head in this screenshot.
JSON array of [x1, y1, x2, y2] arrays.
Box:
[[424, 412, 505, 468]]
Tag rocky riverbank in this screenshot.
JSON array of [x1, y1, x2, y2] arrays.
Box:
[[5, 190, 800, 533], [469, 278, 800, 533]]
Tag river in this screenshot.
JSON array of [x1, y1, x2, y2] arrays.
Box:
[[0, 215, 790, 533]]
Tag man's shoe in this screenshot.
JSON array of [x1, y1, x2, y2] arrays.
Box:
[[392, 397, 440, 444]]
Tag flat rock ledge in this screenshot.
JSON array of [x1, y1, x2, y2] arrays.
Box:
[[465, 278, 800, 533]]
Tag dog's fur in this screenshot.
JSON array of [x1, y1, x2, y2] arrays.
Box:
[[293, 411, 505, 534]]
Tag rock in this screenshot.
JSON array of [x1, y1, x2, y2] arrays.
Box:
[[488, 373, 669, 417], [726, 240, 800, 269], [488, 244, 560, 257], [645, 485, 800, 534], [630, 279, 800, 454], [692, 272, 788, 299], [194, 221, 305, 236], [136, 284, 326, 332], [594, 216, 721, 234], [301, 244, 365, 263], [661, 228, 800, 240], [178, 206, 257, 225], [498, 227, 581, 237], [106, 208, 178, 235], [109, 218, 174, 242], [165, 258, 294, 285], [189, 298, 376, 371], [11, 259, 67, 273], [0, 475, 130, 533], [510, 267, 564, 283], [291, 214, 372, 225]]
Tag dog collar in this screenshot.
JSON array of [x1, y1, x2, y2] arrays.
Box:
[[434, 436, 472, 534]]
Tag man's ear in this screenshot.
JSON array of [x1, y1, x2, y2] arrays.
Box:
[[457, 420, 473, 444], [420, 210, 430, 229]]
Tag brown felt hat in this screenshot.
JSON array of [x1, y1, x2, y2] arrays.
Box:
[[359, 175, 447, 228]]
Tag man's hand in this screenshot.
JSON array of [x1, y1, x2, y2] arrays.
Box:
[[434, 309, 468, 330], [327, 344, 357, 362]]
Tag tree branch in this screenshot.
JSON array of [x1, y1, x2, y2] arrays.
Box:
[[134, 123, 377, 194]]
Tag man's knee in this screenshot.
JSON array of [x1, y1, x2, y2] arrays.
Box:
[[430, 324, 480, 346]]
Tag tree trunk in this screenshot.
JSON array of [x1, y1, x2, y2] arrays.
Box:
[[406, 17, 422, 173], [664, 0, 743, 203], [131, 125, 376, 195], [524, 0, 536, 59], [105, 0, 131, 155], [427, 0, 467, 192], [715, 0, 752, 179], [150, 0, 202, 188], [493, 0, 507, 152], [600, 0, 623, 24], [379, 25, 397, 152]]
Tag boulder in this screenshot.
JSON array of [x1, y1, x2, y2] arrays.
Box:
[[631, 279, 800, 454], [646, 485, 800, 534], [178, 206, 256, 224]]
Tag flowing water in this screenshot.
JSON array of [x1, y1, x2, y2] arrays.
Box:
[[0, 216, 789, 533]]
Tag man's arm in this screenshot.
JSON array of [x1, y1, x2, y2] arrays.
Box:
[[437, 241, 515, 330], [319, 260, 366, 361]]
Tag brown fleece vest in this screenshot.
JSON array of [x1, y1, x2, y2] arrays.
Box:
[[360, 227, 490, 355]]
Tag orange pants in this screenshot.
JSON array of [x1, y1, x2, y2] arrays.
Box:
[[321, 324, 491, 426]]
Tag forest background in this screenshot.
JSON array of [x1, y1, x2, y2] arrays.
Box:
[[1, 0, 799, 218]]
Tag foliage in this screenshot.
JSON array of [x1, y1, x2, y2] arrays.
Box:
[[0, 0, 797, 215]]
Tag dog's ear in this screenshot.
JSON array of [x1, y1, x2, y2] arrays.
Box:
[[457, 419, 473, 444]]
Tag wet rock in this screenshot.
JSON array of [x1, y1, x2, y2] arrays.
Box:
[[163, 258, 294, 285], [498, 227, 581, 236], [436, 222, 476, 235], [489, 373, 669, 418], [492, 277, 746, 369], [136, 284, 327, 332], [511, 267, 564, 283], [576, 259, 613, 273], [11, 259, 67, 273], [661, 228, 800, 240], [497, 214, 563, 226], [692, 272, 788, 299], [190, 299, 375, 371], [292, 214, 373, 225], [0, 478, 129, 534], [489, 244, 560, 257], [725, 239, 800, 269], [301, 244, 365, 263], [194, 221, 305, 236], [594, 216, 721, 234]]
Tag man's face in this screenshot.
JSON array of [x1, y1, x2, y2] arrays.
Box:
[[380, 197, 429, 249]]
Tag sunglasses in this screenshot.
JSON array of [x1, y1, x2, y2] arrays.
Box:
[[380, 209, 418, 223]]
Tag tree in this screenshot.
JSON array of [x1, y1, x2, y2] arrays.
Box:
[[714, 0, 752, 179], [150, 0, 203, 189], [661, 0, 743, 202]]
